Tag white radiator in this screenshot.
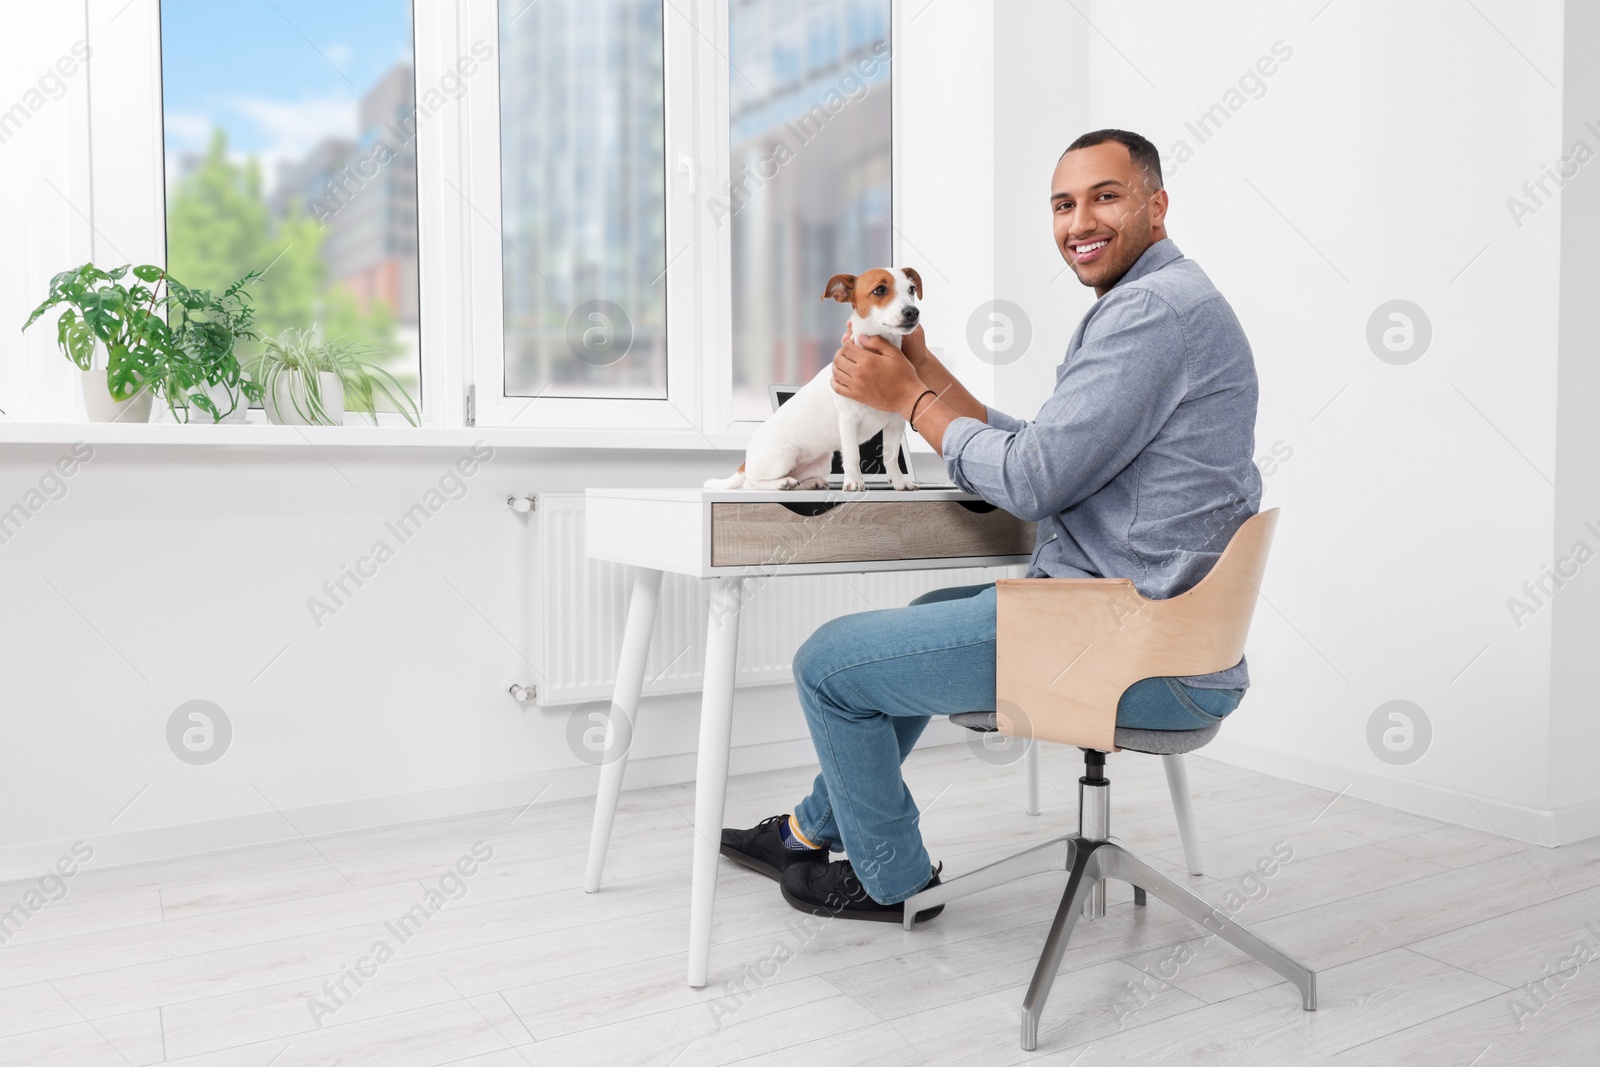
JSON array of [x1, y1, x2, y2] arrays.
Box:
[[531, 493, 1021, 706]]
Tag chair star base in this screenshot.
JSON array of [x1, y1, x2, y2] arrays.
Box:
[[899, 749, 1317, 1052]]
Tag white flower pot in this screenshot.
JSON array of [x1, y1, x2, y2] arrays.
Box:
[[265, 371, 345, 426], [80, 370, 153, 424]]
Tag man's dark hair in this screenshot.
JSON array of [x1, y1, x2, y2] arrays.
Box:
[[1060, 128, 1163, 191]]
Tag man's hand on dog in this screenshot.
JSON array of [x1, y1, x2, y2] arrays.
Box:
[[833, 323, 929, 421], [841, 323, 933, 370]]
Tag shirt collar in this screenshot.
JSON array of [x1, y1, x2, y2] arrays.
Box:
[[1110, 237, 1182, 291]]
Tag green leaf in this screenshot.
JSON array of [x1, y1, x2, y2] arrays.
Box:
[[105, 343, 141, 400], [131, 265, 164, 283], [136, 315, 173, 349], [22, 296, 59, 333], [188, 392, 221, 422], [65, 318, 95, 371], [79, 291, 119, 341]]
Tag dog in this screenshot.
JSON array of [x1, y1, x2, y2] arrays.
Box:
[[705, 267, 924, 492]]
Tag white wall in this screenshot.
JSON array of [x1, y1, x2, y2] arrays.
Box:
[[894, 0, 999, 453], [992, 0, 1583, 843], [1550, 0, 1600, 819]]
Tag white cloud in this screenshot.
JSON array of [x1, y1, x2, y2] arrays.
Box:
[[324, 42, 353, 70], [164, 110, 212, 151]]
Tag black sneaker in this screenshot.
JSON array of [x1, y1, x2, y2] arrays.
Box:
[[720, 815, 826, 882], [780, 859, 945, 924]]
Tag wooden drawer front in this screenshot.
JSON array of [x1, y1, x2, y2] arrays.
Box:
[[710, 501, 1036, 567]]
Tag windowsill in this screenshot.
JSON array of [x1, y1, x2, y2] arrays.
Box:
[[0, 421, 761, 452]]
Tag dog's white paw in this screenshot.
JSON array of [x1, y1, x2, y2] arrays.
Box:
[[842, 477, 866, 492], [776, 477, 800, 490], [890, 478, 919, 492], [796, 477, 828, 490]]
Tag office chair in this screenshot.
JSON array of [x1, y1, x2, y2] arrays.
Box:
[[899, 508, 1317, 1051]]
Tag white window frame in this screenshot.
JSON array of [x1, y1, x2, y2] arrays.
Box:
[[80, 0, 900, 444], [85, 0, 443, 427], [458, 0, 702, 432]]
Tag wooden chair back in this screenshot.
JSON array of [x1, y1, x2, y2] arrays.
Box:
[[994, 508, 1279, 751]]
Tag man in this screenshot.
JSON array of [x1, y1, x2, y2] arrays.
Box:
[[721, 129, 1262, 923]]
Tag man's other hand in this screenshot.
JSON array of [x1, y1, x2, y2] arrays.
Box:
[[842, 322, 933, 372]]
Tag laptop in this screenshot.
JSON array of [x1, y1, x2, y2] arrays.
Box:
[[769, 384, 953, 489]]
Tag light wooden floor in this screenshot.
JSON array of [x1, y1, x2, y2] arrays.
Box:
[[5, 741, 1599, 1066]]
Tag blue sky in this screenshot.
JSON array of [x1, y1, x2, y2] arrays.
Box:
[[161, 0, 412, 191]]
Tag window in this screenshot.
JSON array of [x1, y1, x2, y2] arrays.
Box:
[[159, 0, 421, 412], [79, 0, 898, 439], [726, 0, 892, 422], [497, 0, 667, 401]]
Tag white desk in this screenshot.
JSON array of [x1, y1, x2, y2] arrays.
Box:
[[583, 486, 1035, 987]]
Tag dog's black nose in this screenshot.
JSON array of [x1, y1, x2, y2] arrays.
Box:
[[902, 306, 920, 323]]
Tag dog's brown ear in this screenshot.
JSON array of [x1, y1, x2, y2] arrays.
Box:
[[823, 274, 856, 303], [903, 267, 924, 298]]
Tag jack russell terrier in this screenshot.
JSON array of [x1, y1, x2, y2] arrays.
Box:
[[705, 267, 923, 492]]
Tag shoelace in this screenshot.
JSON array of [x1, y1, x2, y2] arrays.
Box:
[[826, 860, 942, 902], [836, 861, 862, 893], [819, 861, 868, 902]]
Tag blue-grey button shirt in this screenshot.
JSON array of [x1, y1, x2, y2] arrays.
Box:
[[942, 238, 1262, 689]]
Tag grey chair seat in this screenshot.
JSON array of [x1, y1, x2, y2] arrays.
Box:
[[949, 711, 1220, 755]]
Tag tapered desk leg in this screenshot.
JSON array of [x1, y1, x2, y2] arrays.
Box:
[[584, 567, 664, 894], [688, 577, 745, 988]]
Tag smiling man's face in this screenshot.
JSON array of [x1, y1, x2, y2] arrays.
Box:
[[1051, 141, 1169, 296]]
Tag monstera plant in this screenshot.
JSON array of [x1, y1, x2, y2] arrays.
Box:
[[23, 263, 263, 422]]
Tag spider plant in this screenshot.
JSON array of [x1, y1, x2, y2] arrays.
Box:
[[246, 327, 418, 427]]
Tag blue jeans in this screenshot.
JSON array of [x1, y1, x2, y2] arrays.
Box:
[[790, 582, 1244, 904]]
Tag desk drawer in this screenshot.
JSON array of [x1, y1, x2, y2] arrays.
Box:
[[710, 500, 1036, 567]]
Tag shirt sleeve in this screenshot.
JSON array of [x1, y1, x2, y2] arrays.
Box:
[[981, 405, 1028, 434], [940, 287, 1190, 522]]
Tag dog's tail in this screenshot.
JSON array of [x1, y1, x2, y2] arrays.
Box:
[[703, 462, 747, 490]]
